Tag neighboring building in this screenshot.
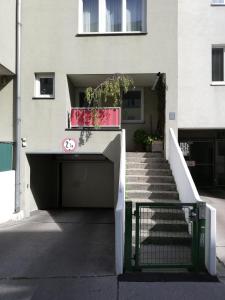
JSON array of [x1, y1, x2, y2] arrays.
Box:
[[0, 0, 16, 223]]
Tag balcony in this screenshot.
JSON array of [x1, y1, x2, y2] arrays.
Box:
[[70, 107, 121, 129]]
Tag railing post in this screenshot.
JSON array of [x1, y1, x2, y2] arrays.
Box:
[[124, 201, 133, 272], [198, 202, 206, 271]]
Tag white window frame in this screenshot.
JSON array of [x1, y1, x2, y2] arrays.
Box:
[[34, 73, 55, 98], [122, 87, 144, 124], [78, 0, 146, 34], [211, 46, 225, 85]]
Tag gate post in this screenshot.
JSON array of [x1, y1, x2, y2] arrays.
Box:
[[198, 202, 206, 271], [124, 201, 133, 272]]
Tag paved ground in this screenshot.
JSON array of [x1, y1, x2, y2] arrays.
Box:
[[1, 207, 225, 299]]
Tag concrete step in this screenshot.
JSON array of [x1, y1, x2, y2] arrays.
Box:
[[142, 232, 192, 246], [126, 190, 179, 200], [126, 157, 166, 163], [126, 152, 163, 158], [126, 182, 177, 192], [126, 169, 172, 176], [126, 198, 180, 204], [126, 175, 175, 183], [126, 162, 170, 169], [132, 221, 188, 232]]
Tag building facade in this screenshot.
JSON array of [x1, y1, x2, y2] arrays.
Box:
[[0, 0, 223, 274]]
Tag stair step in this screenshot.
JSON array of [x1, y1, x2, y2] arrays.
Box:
[[126, 169, 172, 176], [142, 233, 192, 246], [126, 162, 170, 169], [126, 190, 179, 200], [126, 198, 180, 204], [126, 175, 174, 183], [132, 222, 188, 232], [126, 182, 177, 192], [126, 157, 166, 163], [126, 152, 163, 158]]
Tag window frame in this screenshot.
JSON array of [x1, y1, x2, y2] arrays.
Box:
[[34, 73, 55, 99], [211, 46, 225, 85], [78, 0, 146, 35], [121, 87, 144, 124]]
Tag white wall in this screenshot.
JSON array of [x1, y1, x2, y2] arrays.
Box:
[[168, 128, 216, 275], [0, 171, 15, 223], [178, 1, 225, 129]]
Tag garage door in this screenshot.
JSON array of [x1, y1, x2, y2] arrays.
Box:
[[62, 161, 114, 207]]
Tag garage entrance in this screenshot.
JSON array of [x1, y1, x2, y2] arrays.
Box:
[[27, 154, 115, 275]]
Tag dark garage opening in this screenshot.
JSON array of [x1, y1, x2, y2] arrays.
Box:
[[27, 154, 114, 209], [26, 154, 115, 275]]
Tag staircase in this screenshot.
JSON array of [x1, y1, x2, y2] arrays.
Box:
[[126, 152, 192, 266]]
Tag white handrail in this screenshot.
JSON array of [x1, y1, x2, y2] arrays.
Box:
[[115, 129, 126, 275], [169, 128, 201, 203]]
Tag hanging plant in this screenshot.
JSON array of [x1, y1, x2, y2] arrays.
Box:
[[85, 73, 134, 108]]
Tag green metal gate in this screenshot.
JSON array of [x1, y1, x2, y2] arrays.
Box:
[[124, 202, 206, 272]]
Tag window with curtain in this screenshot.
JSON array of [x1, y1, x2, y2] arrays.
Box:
[[80, 0, 145, 33], [83, 0, 99, 32], [212, 47, 224, 82], [106, 0, 122, 32], [126, 0, 142, 32]]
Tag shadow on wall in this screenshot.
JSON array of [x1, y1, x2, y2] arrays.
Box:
[[27, 154, 59, 210]]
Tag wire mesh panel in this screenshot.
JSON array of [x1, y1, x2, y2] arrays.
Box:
[[134, 203, 198, 269]]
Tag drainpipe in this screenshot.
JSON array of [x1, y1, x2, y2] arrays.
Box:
[[15, 0, 22, 213]]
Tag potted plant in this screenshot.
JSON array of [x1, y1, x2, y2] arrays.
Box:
[[133, 129, 147, 151], [143, 134, 164, 152], [151, 134, 164, 152]]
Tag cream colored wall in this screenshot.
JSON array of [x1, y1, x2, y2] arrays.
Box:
[[178, 1, 225, 129], [0, 0, 16, 74]]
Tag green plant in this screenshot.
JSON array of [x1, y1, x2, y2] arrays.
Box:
[[133, 129, 148, 145], [85, 73, 134, 108]]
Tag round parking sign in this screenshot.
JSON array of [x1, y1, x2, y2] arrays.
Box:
[[62, 138, 77, 153]]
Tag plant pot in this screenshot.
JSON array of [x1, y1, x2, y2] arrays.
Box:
[[152, 140, 163, 152]]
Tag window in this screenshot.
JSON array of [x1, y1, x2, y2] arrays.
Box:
[[79, 0, 146, 34], [211, 0, 225, 5], [212, 47, 225, 82], [122, 89, 144, 123], [35, 73, 55, 98]]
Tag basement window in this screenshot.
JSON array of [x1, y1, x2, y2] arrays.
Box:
[[79, 0, 146, 34], [34, 73, 55, 98]]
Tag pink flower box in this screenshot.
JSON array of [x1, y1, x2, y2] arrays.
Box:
[[70, 107, 121, 128]]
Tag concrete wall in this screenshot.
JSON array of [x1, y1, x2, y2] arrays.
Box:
[[178, 1, 225, 129], [0, 80, 15, 142], [0, 0, 16, 74], [0, 171, 15, 223]]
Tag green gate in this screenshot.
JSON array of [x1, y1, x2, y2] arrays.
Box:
[[124, 201, 206, 272], [0, 142, 13, 172]]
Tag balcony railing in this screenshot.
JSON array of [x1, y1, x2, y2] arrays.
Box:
[[70, 107, 121, 128]]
